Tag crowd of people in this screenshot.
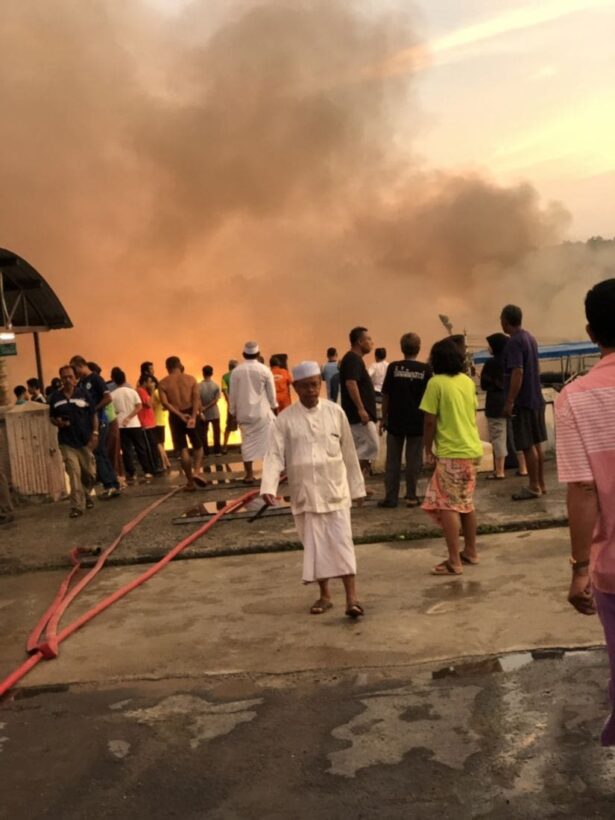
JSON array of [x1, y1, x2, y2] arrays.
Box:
[[224, 306, 549, 612], [0, 305, 549, 542], [2, 356, 240, 518], [3, 280, 615, 745], [258, 281, 615, 747]]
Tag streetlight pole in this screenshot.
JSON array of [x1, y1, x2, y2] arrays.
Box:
[[33, 332, 44, 388]]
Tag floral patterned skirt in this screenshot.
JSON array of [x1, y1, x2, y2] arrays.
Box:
[[422, 458, 479, 522]]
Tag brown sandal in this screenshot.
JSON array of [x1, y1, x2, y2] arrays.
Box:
[[310, 599, 333, 615], [431, 560, 463, 576]]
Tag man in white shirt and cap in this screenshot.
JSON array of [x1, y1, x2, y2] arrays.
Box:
[[229, 341, 278, 484], [260, 361, 366, 618]]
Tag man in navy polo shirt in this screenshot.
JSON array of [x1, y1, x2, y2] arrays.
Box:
[[500, 304, 547, 500], [49, 365, 99, 518], [70, 355, 121, 499]]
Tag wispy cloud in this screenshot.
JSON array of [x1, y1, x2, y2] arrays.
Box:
[[491, 92, 615, 178], [374, 0, 609, 77]]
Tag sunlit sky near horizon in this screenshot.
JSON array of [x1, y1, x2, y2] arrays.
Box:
[[403, 0, 615, 239], [149, 0, 614, 239]]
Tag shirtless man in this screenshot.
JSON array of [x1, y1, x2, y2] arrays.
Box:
[[158, 356, 204, 490]]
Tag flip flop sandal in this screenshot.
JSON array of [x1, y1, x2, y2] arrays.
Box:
[[460, 551, 480, 565], [345, 603, 364, 618], [242, 477, 256, 485], [405, 498, 420, 507], [431, 560, 463, 576], [512, 487, 541, 501], [486, 474, 505, 480], [310, 599, 333, 615]]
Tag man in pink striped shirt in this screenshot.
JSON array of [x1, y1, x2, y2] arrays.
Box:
[[555, 278, 615, 745]]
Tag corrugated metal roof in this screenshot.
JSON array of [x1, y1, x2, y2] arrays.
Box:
[[0, 248, 72, 333]]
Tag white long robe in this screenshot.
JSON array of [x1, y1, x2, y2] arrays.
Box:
[[229, 360, 277, 461], [260, 400, 365, 582]]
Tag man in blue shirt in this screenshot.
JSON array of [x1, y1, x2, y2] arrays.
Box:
[[49, 365, 99, 518], [501, 304, 547, 500]]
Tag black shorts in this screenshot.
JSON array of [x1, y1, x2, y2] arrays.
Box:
[[169, 411, 204, 452], [512, 405, 547, 451], [155, 425, 166, 445]]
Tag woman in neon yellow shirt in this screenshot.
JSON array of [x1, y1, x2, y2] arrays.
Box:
[[420, 339, 483, 576]]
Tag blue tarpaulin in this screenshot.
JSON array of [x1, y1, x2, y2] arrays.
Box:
[[473, 341, 599, 365]]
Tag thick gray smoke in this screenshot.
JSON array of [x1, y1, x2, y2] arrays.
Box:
[[0, 0, 611, 385]]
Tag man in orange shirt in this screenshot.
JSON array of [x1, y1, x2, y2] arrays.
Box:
[[270, 356, 293, 412]]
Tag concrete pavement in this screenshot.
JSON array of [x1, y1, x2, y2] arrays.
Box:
[[3, 490, 613, 818], [0, 460, 566, 574], [0, 529, 603, 687], [1, 651, 614, 818]]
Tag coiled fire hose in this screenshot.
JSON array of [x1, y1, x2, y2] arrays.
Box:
[[0, 485, 261, 699]]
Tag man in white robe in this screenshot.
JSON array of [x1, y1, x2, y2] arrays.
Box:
[[229, 341, 278, 484], [260, 361, 366, 617]]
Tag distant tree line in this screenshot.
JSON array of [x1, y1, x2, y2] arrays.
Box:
[[563, 237, 615, 249]]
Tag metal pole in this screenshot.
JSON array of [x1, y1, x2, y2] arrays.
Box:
[[33, 332, 44, 387]]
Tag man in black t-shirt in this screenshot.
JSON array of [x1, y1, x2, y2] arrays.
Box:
[[379, 333, 431, 507], [49, 365, 99, 518], [70, 355, 121, 498], [339, 326, 379, 475]]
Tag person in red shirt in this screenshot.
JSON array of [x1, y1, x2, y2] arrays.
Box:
[[137, 374, 163, 474], [270, 356, 293, 412]]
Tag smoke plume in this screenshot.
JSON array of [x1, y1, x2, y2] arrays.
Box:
[[0, 0, 611, 385]]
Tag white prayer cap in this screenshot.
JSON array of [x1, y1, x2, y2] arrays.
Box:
[[292, 361, 321, 382], [243, 341, 260, 355]]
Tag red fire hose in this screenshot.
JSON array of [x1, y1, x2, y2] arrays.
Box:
[[0, 486, 260, 699]]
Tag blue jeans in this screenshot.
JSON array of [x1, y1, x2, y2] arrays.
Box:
[[95, 423, 119, 490]]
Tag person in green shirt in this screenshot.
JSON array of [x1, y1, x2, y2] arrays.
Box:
[[420, 339, 483, 576]]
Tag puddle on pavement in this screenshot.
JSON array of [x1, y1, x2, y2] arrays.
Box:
[[499, 652, 534, 672], [432, 648, 575, 681], [12, 683, 70, 700], [422, 581, 485, 601]]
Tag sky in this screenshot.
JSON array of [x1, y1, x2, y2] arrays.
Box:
[[410, 0, 615, 239], [2, 0, 614, 390], [146, 0, 615, 238]]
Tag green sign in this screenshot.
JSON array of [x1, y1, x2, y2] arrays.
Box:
[[0, 343, 17, 356]]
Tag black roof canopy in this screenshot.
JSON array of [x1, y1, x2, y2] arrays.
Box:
[[0, 248, 72, 333]]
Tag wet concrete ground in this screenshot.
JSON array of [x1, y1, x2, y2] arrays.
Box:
[[2, 651, 614, 819], [0, 529, 604, 687], [2, 460, 610, 818], [0, 458, 566, 575]]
